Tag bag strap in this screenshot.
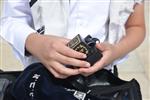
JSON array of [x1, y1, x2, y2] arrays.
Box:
[[113, 65, 118, 77]]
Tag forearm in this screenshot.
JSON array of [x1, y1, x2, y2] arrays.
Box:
[[114, 26, 145, 60], [113, 3, 145, 60]]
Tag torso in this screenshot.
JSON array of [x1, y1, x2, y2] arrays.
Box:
[[66, 0, 110, 42]]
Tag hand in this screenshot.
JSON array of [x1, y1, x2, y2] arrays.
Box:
[[79, 42, 118, 76], [25, 33, 90, 79]]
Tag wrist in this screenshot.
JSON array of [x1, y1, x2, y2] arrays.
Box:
[[113, 43, 127, 60], [25, 33, 39, 56]]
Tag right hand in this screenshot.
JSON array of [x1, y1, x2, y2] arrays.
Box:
[[25, 33, 91, 79]]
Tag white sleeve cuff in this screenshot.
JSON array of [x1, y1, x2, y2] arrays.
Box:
[[1, 20, 36, 57]]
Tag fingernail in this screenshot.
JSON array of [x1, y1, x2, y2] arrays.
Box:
[[85, 63, 90, 67], [83, 54, 87, 58]]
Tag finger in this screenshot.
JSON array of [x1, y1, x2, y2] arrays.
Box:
[[47, 35, 70, 44], [43, 63, 68, 79], [79, 57, 106, 74], [50, 61, 80, 76], [55, 44, 87, 59], [47, 67, 68, 79], [96, 43, 107, 51], [53, 52, 90, 68]]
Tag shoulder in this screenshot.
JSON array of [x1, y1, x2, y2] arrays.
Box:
[[109, 0, 144, 23]]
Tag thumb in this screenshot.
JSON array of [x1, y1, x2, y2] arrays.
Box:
[[96, 42, 107, 51]]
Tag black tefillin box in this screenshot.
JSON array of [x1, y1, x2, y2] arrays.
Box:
[[67, 34, 103, 66]]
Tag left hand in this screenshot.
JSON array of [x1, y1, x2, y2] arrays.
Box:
[[78, 42, 118, 76]]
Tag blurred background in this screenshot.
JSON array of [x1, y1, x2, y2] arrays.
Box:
[[0, 0, 149, 100]]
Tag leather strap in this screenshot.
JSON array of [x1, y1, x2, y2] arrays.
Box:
[[29, 0, 38, 7]]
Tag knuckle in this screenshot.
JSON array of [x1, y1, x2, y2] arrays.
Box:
[[64, 58, 73, 64], [59, 68, 71, 76], [67, 59, 73, 64], [76, 60, 87, 67], [57, 68, 65, 75], [72, 60, 80, 67], [75, 60, 85, 67], [48, 51, 55, 59], [51, 42, 57, 49], [73, 51, 82, 58], [81, 61, 87, 66], [48, 53, 53, 58]]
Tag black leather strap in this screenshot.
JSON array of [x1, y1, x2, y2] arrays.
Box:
[[29, 0, 37, 7], [113, 65, 118, 77]]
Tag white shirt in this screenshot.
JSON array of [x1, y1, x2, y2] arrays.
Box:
[[1, 0, 36, 57], [67, 0, 110, 41], [0, 0, 111, 67]]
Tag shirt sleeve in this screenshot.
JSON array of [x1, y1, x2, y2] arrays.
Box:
[[0, 0, 36, 58]]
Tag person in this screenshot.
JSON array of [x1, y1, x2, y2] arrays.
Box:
[[0, 0, 145, 79]]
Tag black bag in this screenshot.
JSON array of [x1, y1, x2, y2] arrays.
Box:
[[1, 34, 142, 100], [1, 63, 142, 100]]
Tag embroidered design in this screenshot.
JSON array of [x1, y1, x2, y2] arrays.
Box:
[[29, 74, 41, 99]]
